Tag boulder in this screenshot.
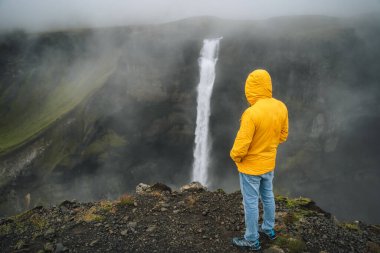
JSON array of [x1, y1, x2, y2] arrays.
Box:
[[180, 182, 207, 192], [136, 183, 151, 194]]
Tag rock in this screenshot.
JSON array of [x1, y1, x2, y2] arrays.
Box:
[[136, 183, 151, 194], [150, 183, 172, 193], [146, 225, 156, 232], [173, 210, 180, 214], [54, 243, 67, 253], [89, 240, 98, 247], [121, 230, 128, 236], [161, 207, 168, 212], [44, 242, 54, 252], [14, 240, 27, 250], [127, 221, 138, 229], [264, 246, 285, 253], [44, 228, 56, 238], [180, 182, 207, 192]]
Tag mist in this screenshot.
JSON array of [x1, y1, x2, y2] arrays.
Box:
[[1, 0, 380, 32], [0, 0, 380, 226]]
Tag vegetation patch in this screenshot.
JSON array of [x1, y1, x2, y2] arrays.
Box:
[[81, 206, 104, 222], [117, 194, 135, 207], [0, 222, 12, 236], [274, 236, 306, 253], [341, 222, 360, 231]]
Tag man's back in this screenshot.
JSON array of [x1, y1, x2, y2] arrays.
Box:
[[230, 70, 288, 175]]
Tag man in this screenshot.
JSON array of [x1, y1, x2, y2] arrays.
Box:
[[230, 69, 288, 251]]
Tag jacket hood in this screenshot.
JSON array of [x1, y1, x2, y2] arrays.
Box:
[[245, 69, 272, 105]]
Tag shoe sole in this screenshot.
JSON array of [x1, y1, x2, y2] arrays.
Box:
[[232, 243, 261, 251], [259, 231, 277, 241]]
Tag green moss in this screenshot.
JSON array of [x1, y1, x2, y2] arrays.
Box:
[[341, 222, 360, 231], [0, 223, 12, 236], [117, 194, 135, 207], [274, 236, 306, 253], [215, 188, 225, 194], [285, 197, 312, 209], [7, 209, 48, 233], [99, 201, 114, 212], [29, 213, 47, 230]]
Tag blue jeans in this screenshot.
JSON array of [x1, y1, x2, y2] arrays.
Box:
[[239, 171, 275, 242]]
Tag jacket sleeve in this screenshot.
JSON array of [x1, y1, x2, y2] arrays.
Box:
[[279, 109, 289, 143], [230, 110, 255, 163]]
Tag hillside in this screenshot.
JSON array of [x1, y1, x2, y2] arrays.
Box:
[[0, 15, 380, 223], [0, 183, 379, 253]]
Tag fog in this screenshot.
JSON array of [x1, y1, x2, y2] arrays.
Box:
[[1, 0, 380, 32], [0, 1, 380, 224]]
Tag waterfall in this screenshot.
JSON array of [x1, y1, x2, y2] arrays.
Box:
[[192, 38, 222, 187]]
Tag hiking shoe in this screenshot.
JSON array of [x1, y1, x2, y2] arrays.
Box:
[[232, 237, 261, 251], [260, 229, 277, 240]]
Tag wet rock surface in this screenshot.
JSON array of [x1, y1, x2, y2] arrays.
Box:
[[0, 183, 379, 253]]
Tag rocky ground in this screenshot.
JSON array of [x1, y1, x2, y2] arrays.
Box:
[[0, 182, 379, 253]]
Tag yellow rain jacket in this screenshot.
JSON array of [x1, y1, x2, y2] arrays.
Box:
[[230, 69, 288, 175]]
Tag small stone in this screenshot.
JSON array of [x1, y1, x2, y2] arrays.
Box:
[[44, 228, 56, 238], [127, 221, 138, 228], [54, 243, 66, 253], [14, 240, 26, 250], [89, 240, 98, 246], [202, 211, 208, 216], [134, 202, 138, 207], [161, 207, 168, 212], [161, 203, 170, 208], [121, 230, 128, 236], [173, 210, 180, 214], [44, 242, 54, 252], [146, 225, 156, 232], [202, 235, 208, 239]]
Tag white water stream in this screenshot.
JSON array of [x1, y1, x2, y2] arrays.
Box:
[[192, 38, 222, 186]]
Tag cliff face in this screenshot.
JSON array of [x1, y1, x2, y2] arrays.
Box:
[[0, 183, 379, 253], [0, 15, 380, 223]]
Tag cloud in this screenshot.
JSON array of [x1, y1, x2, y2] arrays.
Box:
[[0, 0, 379, 32]]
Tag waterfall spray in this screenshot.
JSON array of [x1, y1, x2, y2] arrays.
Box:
[[192, 38, 222, 187]]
